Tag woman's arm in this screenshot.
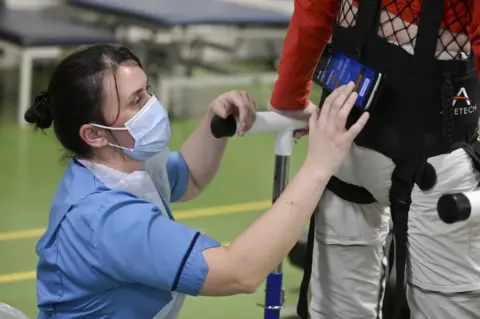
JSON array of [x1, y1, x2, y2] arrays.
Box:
[[177, 111, 227, 201], [178, 90, 256, 201], [200, 83, 369, 295], [270, 0, 341, 111], [201, 162, 329, 295]]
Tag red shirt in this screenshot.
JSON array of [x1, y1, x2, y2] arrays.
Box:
[[270, 0, 480, 110]]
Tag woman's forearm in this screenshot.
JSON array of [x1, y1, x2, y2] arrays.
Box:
[[201, 163, 330, 295], [179, 111, 227, 200], [228, 164, 328, 289]]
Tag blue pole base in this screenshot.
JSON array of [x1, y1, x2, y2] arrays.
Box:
[[262, 272, 284, 319]]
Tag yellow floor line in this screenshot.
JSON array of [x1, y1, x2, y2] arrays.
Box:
[[174, 201, 271, 220], [0, 228, 46, 242], [0, 242, 232, 284], [0, 200, 271, 242], [0, 271, 36, 284]]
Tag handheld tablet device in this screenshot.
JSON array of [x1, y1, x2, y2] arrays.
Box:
[[313, 46, 383, 111]]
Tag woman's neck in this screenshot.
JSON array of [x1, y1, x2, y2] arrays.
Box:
[[90, 149, 144, 173]]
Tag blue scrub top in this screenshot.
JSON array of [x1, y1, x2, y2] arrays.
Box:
[[36, 153, 220, 318]]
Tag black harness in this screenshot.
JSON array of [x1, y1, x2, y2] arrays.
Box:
[[296, 1, 480, 318]]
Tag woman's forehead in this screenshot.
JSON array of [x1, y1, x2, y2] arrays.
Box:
[[103, 64, 147, 101]]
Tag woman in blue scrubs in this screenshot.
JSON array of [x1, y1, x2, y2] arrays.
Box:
[[25, 44, 369, 319]]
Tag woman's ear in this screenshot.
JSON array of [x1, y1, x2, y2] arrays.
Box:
[[79, 124, 109, 149]]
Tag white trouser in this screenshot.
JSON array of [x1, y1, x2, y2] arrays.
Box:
[[309, 144, 480, 319]]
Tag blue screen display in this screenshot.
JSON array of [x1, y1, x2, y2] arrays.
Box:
[[316, 50, 376, 109]]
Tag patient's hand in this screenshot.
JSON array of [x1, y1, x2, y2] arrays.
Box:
[[267, 100, 317, 139]]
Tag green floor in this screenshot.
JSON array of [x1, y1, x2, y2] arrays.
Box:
[[0, 115, 310, 318]]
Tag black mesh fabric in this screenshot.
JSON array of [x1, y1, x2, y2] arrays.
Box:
[[337, 0, 357, 28], [335, 0, 473, 60], [437, 0, 473, 60], [377, 0, 420, 52]]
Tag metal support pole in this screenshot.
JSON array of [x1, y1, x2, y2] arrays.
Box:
[[263, 154, 289, 319], [259, 130, 294, 319], [210, 112, 306, 319]]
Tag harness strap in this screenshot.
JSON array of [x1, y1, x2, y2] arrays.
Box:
[[387, 3, 448, 318], [389, 162, 416, 319], [354, 0, 381, 58], [327, 176, 377, 204], [414, 0, 446, 64], [297, 213, 316, 319]]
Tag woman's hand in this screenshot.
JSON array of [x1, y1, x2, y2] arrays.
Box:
[[209, 90, 257, 136], [178, 90, 257, 201], [305, 82, 369, 176]]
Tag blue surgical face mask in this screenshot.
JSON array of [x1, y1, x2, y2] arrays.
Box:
[[91, 95, 171, 161]]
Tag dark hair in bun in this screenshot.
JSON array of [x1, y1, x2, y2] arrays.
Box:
[[23, 44, 142, 158], [24, 91, 53, 130]]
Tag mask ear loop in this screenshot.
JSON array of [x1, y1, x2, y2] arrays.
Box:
[[90, 123, 134, 152]]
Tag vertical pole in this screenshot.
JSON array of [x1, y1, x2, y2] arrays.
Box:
[[263, 154, 289, 319], [18, 50, 32, 126], [261, 130, 294, 319]]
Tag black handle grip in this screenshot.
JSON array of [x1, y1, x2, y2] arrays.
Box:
[[210, 114, 237, 138], [437, 193, 471, 224]]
